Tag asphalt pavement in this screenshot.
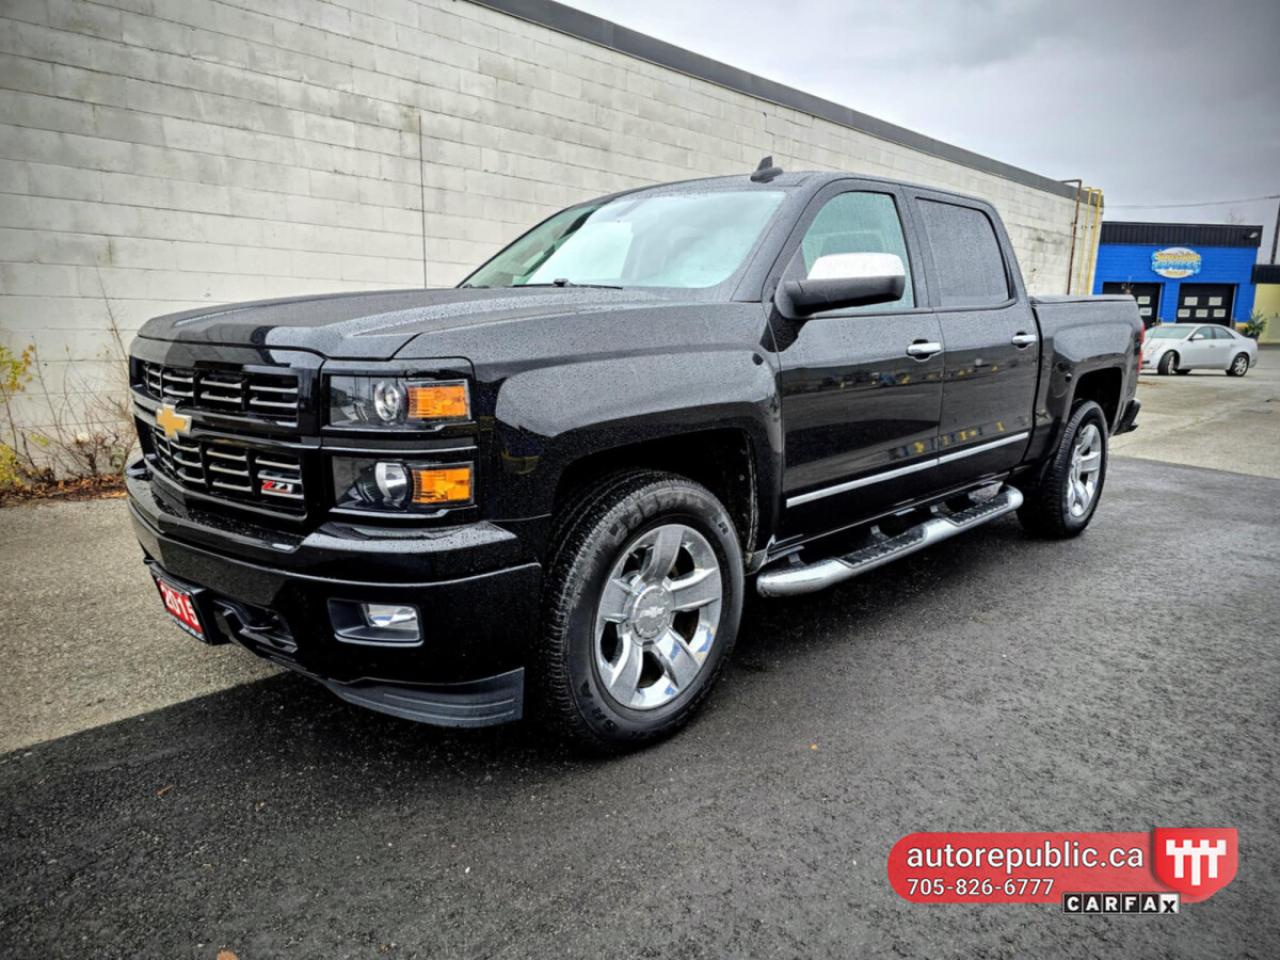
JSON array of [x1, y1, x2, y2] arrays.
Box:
[[2, 362, 1280, 958]]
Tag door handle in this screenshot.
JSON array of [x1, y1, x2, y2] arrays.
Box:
[[906, 340, 942, 359], [1011, 332, 1037, 348]]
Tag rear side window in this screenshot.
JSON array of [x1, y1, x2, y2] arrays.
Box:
[[916, 199, 1010, 307]]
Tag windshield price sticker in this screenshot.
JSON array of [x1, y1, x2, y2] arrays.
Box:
[[887, 829, 1236, 910]]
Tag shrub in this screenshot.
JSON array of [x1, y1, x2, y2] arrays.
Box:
[[1243, 310, 1269, 341]]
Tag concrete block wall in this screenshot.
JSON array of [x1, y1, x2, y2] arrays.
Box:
[[0, 0, 1089, 448]]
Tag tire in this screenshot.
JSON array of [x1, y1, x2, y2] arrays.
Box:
[[1227, 353, 1250, 377], [1175, 368, 1191, 375], [1016, 400, 1109, 540], [1157, 351, 1179, 375], [536, 470, 744, 753]]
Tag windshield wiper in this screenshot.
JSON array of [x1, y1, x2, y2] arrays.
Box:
[[521, 279, 624, 290]]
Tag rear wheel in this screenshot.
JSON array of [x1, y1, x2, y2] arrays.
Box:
[[1228, 353, 1250, 377], [1017, 400, 1108, 540], [1158, 351, 1179, 375], [536, 471, 743, 752]]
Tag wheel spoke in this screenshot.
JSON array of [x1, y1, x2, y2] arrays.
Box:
[[668, 567, 721, 611], [1078, 450, 1102, 471], [595, 521, 723, 712], [597, 577, 632, 623], [653, 628, 702, 689], [642, 526, 683, 581], [604, 632, 644, 702]]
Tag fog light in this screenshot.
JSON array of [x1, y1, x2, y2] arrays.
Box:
[[364, 603, 417, 631], [374, 462, 410, 506], [328, 599, 422, 646]]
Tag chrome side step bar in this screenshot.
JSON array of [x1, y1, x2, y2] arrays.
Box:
[[756, 486, 1024, 598]]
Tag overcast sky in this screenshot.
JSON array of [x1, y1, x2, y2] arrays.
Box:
[[568, 0, 1280, 259]]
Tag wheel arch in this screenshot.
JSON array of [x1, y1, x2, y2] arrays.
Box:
[[1070, 367, 1123, 430], [551, 428, 767, 558]]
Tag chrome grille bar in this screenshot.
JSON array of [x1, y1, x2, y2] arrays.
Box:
[[139, 363, 300, 423], [147, 425, 305, 516]]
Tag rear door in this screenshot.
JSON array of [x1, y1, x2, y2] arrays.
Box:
[[908, 192, 1038, 489], [1204, 325, 1236, 367], [768, 181, 944, 538]]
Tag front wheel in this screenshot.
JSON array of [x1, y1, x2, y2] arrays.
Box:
[[1017, 400, 1109, 540], [1227, 353, 1250, 377], [1158, 351, 1179, 375], [536, 471, 744, 752]]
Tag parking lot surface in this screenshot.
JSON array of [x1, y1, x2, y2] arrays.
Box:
[[1113, 348, 1280, 479], [2, 455, 1278, 959]]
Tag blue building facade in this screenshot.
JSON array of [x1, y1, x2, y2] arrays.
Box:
[[1093, 222, 1262, 327]]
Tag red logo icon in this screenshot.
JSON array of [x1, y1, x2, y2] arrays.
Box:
[[1153, 828, 1238, 901]]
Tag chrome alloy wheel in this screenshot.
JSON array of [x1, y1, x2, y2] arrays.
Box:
[[1232, 354, 1249, 376], [593, 523, 724, 710], [1066, 423, 1103, 518]]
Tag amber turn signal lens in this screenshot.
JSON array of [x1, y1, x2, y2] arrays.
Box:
[[411, 466, 473, 505], [407, 383, 469, 420]]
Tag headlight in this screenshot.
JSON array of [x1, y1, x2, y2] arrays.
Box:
[[332, 458, 474, 512], [328, 377, 469, 428]]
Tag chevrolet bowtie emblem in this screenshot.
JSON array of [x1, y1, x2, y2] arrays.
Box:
[[155, 403, 192, 440]]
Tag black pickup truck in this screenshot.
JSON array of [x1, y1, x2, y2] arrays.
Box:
[[128, 163, 1141, 751]]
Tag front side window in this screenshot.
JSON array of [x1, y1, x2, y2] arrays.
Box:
[[790, 191, 915, 312], [462, 190, 785, 291]]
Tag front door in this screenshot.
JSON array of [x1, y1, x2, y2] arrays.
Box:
[[769, 184, 943, 538], [1181, 324, 1232, 368], [910, 192, 1038, 489], [1176, 284, 1235, 326]]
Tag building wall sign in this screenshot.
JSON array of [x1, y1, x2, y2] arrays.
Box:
[[1151, 247, 1203, 279]]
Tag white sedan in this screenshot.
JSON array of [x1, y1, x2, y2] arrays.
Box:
[[1142, 323, 1259, 377]]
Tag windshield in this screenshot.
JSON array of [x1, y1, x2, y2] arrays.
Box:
[[1148, 326, 1191, 339], [461, 190, 785, 290]]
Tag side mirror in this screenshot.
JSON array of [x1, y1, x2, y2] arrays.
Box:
[[1189, 334, 1204, 341], [776, 253, 906, 318]]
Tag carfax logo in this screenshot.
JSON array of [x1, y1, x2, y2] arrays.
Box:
[[1063, 892, 1180, 915]]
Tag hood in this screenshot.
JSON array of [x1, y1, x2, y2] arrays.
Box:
[[136, 287, 681, 360]]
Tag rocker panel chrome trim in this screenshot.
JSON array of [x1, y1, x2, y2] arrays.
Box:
[[786, 432, 1029, 508]]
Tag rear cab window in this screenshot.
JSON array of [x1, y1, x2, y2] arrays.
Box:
[[914, 199, 1011, 307]]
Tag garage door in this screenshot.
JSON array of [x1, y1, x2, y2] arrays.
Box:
[[1176, 284, 1234, 324], [1102, 282, 1161, 325]]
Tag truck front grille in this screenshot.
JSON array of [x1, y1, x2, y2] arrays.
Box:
[[142, 362, 300, 425], [149, 427, 306, 515]]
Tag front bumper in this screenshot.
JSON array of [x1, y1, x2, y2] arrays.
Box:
[[128, 465, 543, 727]]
